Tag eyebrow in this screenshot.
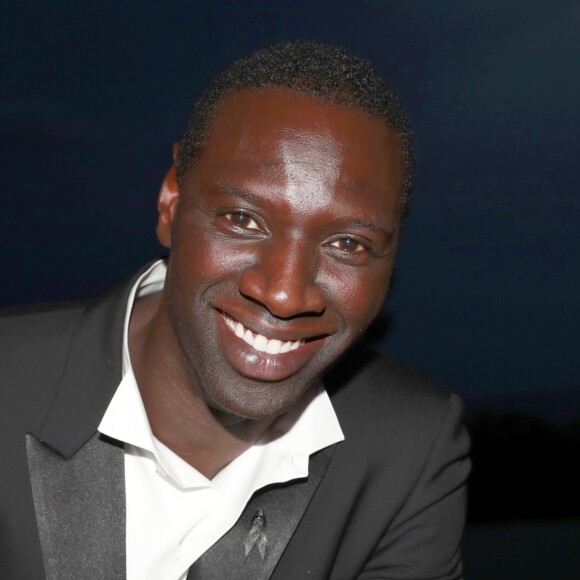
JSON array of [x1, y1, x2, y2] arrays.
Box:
[[215, 184, 263, 205], [215, 184, 395, 238], [344, 219, 395, 239]]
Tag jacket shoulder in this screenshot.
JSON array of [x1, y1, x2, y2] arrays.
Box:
[[325, 347, 463, 467], [326, 347, 453, 422], [0, 301, 87, 356], [0, 302, 89, 420]]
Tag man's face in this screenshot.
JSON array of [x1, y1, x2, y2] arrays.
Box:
[[158, 87, 404, 420]]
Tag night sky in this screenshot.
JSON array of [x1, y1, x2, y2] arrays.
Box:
[[2, 0, 578, 407]]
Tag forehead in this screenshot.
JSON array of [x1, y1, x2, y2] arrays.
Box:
[[199, 87, 403, 182]]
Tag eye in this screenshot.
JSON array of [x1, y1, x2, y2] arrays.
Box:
[[224, 211, 260, 231], [329, 237, 365, 253]]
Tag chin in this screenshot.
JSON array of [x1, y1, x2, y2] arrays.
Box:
[[202, 370, 318, 422]]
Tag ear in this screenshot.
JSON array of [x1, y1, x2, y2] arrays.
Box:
[[156, 165, 179, 249]]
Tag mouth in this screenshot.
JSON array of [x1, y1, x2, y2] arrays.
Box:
[[221, 312, 304, 355], [215, 309, 330, 383]]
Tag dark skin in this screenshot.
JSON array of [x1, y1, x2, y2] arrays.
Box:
[[129, 87, 404, 478]]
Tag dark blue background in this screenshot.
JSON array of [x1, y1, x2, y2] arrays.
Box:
[[2, 0, 578, 407]]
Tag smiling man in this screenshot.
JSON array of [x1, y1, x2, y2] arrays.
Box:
[[0, 41, 469, 579]]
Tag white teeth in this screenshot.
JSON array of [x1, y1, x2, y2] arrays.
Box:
[[224, 315, 235, 332], [266, 339, 282, 354], [222, 313, 303, 354], [253, 334, 268, 352]]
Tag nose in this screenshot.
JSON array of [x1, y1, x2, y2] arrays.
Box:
[[238, 238, 326, 319]]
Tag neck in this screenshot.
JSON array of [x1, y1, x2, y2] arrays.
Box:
[[128, 292, 275, 479]]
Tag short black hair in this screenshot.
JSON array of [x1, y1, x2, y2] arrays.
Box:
[[176, 40, 414, 222]]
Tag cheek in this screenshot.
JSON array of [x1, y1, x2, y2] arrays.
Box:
[[321, 264, 392, 330], [171, 225, 255, 284]]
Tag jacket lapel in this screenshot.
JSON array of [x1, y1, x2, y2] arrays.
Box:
[[187, 444, 335, 580], [26, 265, 151, 579], [36, 268, 147, 457], [26, 432, 126, 580]]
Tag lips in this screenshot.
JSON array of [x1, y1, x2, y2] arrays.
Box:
[[215, 309, 328, 382]]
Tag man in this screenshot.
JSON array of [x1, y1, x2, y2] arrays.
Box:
[[0, 41, 470, 579]]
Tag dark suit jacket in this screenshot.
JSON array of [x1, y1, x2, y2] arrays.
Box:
[[0, 265, 470, 579]]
